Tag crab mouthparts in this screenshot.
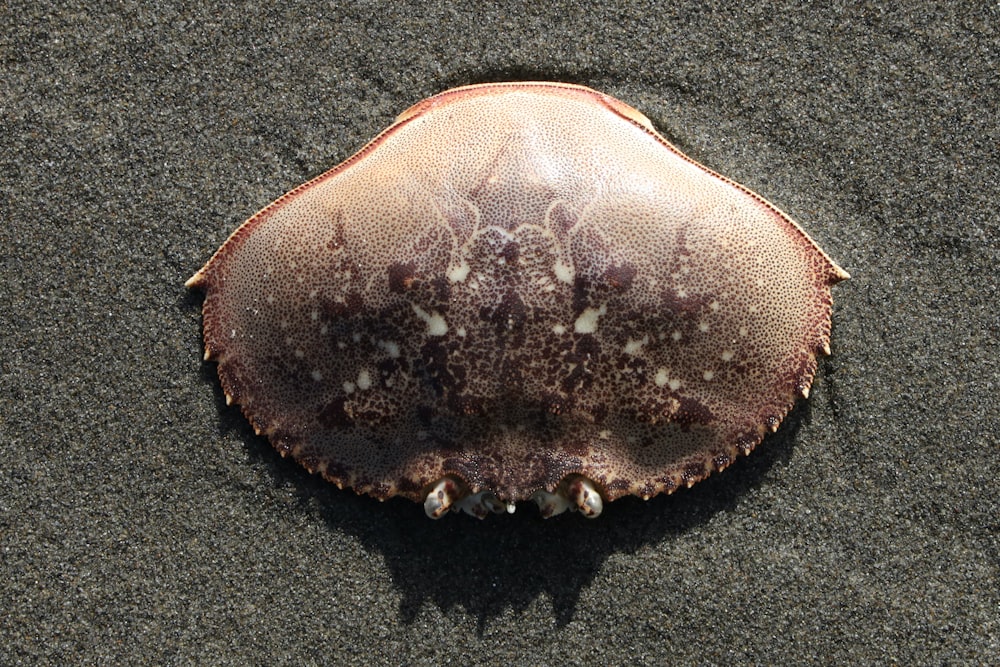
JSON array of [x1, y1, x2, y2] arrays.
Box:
[[423, 474, 604, 520]]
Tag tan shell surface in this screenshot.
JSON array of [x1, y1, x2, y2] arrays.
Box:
[[188, 82, 848, 505]]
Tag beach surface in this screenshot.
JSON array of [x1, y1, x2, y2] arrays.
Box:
[[2, 2, 997, 663]]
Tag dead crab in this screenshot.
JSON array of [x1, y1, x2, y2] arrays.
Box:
[[187, 82, 848, 519]]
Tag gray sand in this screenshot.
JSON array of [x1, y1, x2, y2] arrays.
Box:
[[2, 2, 997, 664]]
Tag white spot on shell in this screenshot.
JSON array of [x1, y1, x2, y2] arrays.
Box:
[[703, 370, 715, 381], [343, 381, 355, 394], [357, 370, 371, 390], [654, 368, 669, 387], [311, 369, 323, 381], [721, 350, 734, 361], [623, 335, 649, 355], [552, 323, 566, 335], [412, 304, 448, 336], [553, 260, 575, 284], [448, 260, 471, 283], [574, 304, 607, 334], [379, 340, 401, 358], [668, 378, 682, 391], [294, 348, 305, 359], [698, 322, 710, 333]]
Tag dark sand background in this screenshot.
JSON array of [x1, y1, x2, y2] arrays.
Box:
[[2, 2, 997, 664]]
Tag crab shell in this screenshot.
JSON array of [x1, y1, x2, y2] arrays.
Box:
[[187, 82, 848, 519]]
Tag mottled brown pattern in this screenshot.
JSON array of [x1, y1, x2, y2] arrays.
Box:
[[187, 82, 848, 512]]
